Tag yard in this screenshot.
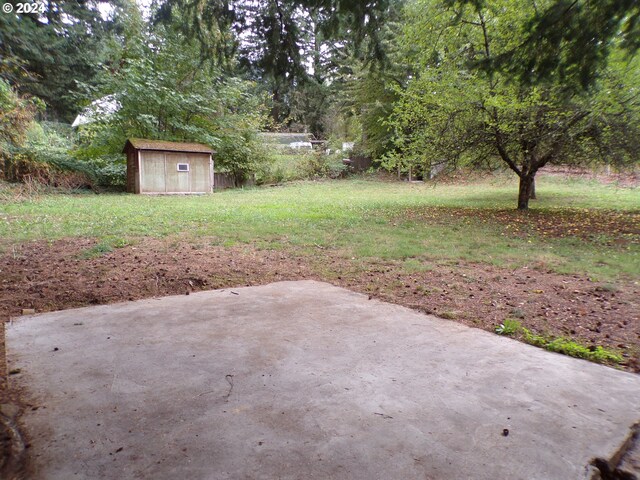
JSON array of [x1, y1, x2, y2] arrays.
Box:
[[1, 172, 639, 375]]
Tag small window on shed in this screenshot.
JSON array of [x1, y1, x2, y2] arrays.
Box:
[[177, 163, 189, 172]]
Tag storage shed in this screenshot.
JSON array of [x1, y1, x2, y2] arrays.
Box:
[[123, 139, 214, 194]]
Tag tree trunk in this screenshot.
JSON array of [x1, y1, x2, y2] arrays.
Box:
[[529, 178, 536, 200], [518, 175, 534, 210], [271, 86, 282, 123]]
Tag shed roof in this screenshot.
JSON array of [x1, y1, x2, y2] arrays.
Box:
[[123, 138, 214, 154]]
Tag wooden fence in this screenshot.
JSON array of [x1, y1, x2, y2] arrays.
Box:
[[343, 155, 372, 173], [213, 172, 256, 190]]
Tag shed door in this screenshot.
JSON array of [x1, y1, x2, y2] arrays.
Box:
[[140, 151, 166, 193], [165, 153, 190, 193]]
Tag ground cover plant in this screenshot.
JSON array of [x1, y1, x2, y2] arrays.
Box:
[[1, 172, 638, 373]]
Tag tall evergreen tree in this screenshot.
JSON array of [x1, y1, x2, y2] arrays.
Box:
[[156, 0, 397, 128], [0, 0, 125, 121], [448, 0, 640, 91]]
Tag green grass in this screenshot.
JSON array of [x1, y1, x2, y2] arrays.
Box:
[[79, 236, 132, 259], [0, 175, 638, 281], [495, 319, 624, 365]]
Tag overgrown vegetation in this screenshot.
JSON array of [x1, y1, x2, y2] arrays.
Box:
[[255, 151, 350, 184]]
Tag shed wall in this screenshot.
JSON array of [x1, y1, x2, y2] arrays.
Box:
[[140, 151, 166, 192], [165, 153, 190, 192], [126, 151, 140, 193], [138, 151, 211, 193], [190, 155, 211, 192]]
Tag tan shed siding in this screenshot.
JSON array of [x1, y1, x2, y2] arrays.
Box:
[[140, 151, 166, 193], [125, 139, 214, 193], [189, 154, 211, 193], [164, 153, 190, 192]]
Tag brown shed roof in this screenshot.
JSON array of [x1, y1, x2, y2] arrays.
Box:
[[123, 138, 214, 154]]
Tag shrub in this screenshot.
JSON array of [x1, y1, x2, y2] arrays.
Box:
[[2, 121, 130, 189], [299, 152, 348, 179]]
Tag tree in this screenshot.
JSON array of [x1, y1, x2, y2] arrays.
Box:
[[387, 0, 640, 209], [77, 7, 270, 182], [156, 0, 399, 128], [448, 0, 640, 91], [0, 79, 39, 149], [0, 0, 126, 121], [158, 0, 394, 66], [0, 78, 43, 181]]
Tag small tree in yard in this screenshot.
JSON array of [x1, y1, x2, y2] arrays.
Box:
[[388, 0, 640, 209]]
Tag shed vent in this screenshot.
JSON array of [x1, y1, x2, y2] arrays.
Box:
[[177, 163, 189, 172]]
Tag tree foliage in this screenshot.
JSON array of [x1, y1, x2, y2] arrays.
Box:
[[0, 79, 40, 148], [77, 7, 270, 182], [157, 0, 399, 128], [384, 0, 640, 209], [448, 0, 640, 91], [0, 0, 126, 121]]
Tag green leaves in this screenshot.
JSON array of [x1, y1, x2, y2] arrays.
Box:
[[76, 17, 270, 180], [0, 79, 39, 148], [380, 0, 640, 208]]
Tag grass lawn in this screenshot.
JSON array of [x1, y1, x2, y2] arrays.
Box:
[[1, 174, 638, 281]]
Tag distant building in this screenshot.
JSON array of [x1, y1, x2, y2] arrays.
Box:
[[258, 132, 314, 150], [71, 95, 120, 128], [342, 142, 355, 152], [290, 141, 313, 150]]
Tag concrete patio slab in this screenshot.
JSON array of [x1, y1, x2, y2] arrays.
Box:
[[7, 280, 640, 479]]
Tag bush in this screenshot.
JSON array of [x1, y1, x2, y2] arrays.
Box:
[[255, 151, 352, 184], [0, 122, 128, 189], [83, 155, 126, 187], [299, 152, 348, 179], [215, 133, 271, 184]]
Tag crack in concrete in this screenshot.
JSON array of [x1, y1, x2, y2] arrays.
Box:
[[222, 374, 234, 402]]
